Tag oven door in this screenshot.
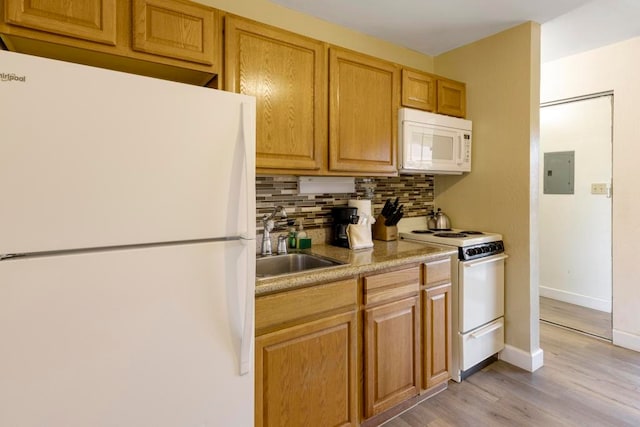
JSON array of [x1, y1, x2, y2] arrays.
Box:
[[458, 253, 508, 333]]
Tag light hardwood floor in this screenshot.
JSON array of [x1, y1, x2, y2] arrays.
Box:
[[540, 296, 612, 340], [384, 322, 640, 426]]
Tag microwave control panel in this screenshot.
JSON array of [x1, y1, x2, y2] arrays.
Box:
[[462, 133, 472, 164]]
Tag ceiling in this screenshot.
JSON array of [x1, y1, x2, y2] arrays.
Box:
[[269, 0, 640, 62]]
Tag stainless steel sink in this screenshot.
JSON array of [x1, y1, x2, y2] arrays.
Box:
[[256, 253, 345, 278]]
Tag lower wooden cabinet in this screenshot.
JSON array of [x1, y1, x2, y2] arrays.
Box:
[[421, 259, 453, 391], [364, 295, 420, 417], [255, 278, 358, 427], [422, 283, 452, 390], [256, 310, 358, 427], [255, 258, 453, 426], [362, 267, 421, 418]]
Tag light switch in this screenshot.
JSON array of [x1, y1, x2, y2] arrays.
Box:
[[591, 183, 609, 195]]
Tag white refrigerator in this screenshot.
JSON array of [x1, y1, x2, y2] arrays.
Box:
[[0, 51, 256, 427]]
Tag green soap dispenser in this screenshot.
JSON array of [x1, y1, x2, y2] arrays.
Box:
[[296, 221, 311, 249]]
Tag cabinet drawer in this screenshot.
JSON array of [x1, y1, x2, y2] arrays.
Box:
[[256, 278, 357, 334], [423, 258, 451, 287], [363, 266, 420, 305], [459, 318, 504, 371]]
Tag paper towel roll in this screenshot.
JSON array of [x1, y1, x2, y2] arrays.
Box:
[[348, 199, 371, 217], [348, 199, 376, 224]]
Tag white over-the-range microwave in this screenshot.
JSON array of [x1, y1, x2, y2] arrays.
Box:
[[398, 107, 472, 175]]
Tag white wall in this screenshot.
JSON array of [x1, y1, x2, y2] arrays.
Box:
[[542, 36, 640, 351], [539, 97, 612, 312]]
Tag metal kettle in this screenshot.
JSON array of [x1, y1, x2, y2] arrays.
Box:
[[435, 208, 451, 230], [427, 210, 437, 230]]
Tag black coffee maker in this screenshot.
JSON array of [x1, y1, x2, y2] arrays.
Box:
[[331, 207, 358, 248]]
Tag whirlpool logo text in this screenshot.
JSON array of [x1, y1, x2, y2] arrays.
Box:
[[0, 72, 26, 82]]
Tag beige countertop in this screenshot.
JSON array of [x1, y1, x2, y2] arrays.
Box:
[[255, 240, 457, 296]]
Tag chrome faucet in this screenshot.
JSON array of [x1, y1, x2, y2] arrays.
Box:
[[261, 206, 288, 255]]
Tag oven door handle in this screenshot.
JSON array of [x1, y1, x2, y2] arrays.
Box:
[[463, 253, 508, 268], [470, 321, 503, 339]]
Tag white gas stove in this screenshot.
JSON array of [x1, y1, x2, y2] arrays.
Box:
[[398, 216, 507, 382], [398, 216, 503, 259]]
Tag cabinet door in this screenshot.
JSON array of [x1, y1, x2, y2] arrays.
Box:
[[225, 16, 327, 172], [132, 0, 217, 65], [256, 311, 358, 427], [5, 0, 116, 45], [329, 47, 399, 175], [401, 69, 436, 111], [436, 78, 466, 118], [364, 296, 420, 417], [422, 283, 452, 390]]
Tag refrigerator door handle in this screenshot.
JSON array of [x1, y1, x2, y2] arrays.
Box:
[[239, 101, 255, 241], [239, 100, 255, 376], [239, 238, 255, 376]]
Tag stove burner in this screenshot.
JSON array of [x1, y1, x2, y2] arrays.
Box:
[[459, 230, 484, 235], [430, 228, 452, 232], [411, 230, 434, 234], [434, 232, 468, 238]]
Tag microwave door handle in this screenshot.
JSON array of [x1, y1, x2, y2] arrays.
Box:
[[457, 135, 463, 165]]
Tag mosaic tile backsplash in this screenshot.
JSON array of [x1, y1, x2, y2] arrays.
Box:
[[256, 174, 435, 234]]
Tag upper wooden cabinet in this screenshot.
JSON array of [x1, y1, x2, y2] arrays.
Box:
[[0, 0, 221, 85], [224, 16, 327, 172], [436, 77, 466, 118], [329, 47, 399, 175], [401, 69, 436, 111], [132, 0, 216, 65], [4, 0, 117, 45], [401, 68, 466, 118]]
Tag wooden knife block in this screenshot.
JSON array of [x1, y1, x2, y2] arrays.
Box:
[[373, 215, 398, 241]]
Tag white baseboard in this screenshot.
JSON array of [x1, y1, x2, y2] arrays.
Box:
[[498, 345, 544, 372], [612, 329, 640, 352], [539, 286, 611, 313]]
